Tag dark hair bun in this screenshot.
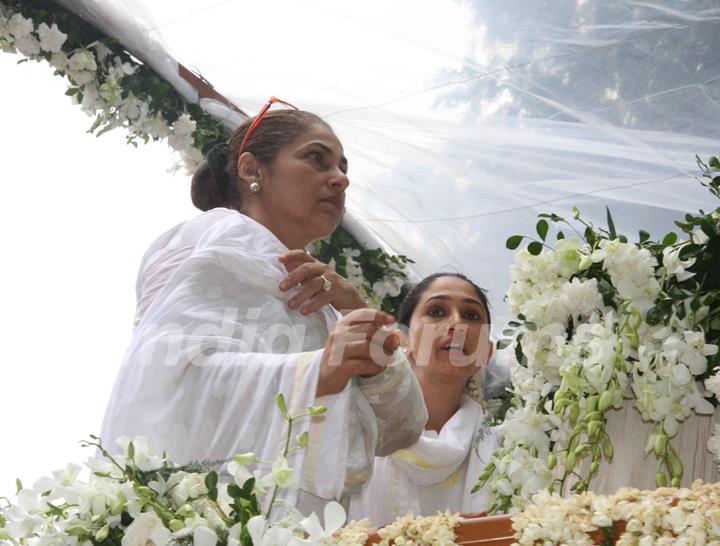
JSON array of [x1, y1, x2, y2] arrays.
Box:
[[191, 160, 227, 211], [191, 143, 232, 211]]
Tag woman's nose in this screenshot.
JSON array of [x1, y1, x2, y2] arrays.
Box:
[[328, 169, 349, 191], [445, 310, 465, 332]]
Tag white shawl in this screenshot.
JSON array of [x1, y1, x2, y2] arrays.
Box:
[[101, 208, 426, 510], [350, 395, 499, 526]]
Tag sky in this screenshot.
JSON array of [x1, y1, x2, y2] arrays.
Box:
[[0, 52, 197, 493]]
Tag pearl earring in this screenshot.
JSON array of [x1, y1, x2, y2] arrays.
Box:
[[249, 181, 261, 193]]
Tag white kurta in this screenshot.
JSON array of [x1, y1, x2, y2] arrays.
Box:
[[350, 395, 499, 527], [100, 208, 427, 510]]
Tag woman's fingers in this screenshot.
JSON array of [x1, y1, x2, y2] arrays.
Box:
[[287, 274, 328, 311], [342, 308, 395, 326], [279, 261, 325, 291], [278, 249, 313, 273]]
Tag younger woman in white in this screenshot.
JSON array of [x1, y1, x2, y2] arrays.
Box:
[[351, 273, 499, 526]]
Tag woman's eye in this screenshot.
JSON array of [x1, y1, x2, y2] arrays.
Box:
[[427, 307, 444, 317], [465, 311, 482, 321], [307, 151, 323, 163]]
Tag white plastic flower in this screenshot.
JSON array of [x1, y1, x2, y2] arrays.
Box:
[[37, 22, 66, 52]]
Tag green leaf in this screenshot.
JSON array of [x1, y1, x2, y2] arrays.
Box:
[[556, 230, 565, 240], [638, 230, 650, 243], [662, 232, 678, 246], [536, 219, 549, 241], [276, 393, 288, 417], [65, 87, 79, 96], [709, 156, 720, 169], [527, 241, 543, 256], [243, 477, 256, 494], [572, 206, 580, 220], [127, 441, 135, 460], [295, 431, 309, 448], [205, 471, 218, 490], [506, 235, 523, 250], [15, 479, 23, 493], [496, 339, 511, 350], [605, 206, 617, 239]]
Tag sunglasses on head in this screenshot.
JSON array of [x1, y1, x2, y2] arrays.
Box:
[[237, 96, 299, 155]]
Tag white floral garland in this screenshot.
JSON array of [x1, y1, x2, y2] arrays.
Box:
[[512, 480, 720, 545], [0, 3, 203, 174], [480, 201, 720, 512], [0, 432, 461, 546]]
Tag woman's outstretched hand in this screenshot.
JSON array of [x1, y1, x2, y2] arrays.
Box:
[[317, 308, 402, 397], [278, 250, 366, 315]]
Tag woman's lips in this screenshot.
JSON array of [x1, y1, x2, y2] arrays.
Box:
[[319, 196, 343, 209]]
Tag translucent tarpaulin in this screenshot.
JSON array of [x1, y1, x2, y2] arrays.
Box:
[[59, 0, 720, 325]]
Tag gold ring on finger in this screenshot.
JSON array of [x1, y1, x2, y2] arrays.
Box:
[[319, 274, 333, 292]]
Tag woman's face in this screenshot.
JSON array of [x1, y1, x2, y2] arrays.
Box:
[[407, 276, 492, 380], [253, 122, 349, 249]]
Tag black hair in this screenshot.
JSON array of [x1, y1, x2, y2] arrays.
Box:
[[398, 272, 491, 327]]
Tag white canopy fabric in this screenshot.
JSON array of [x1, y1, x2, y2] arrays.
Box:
[[58, 0, 720, 325]]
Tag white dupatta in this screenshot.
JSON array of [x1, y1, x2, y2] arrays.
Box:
[[101, 209, 426, 510], [350, 395, 498, 526]]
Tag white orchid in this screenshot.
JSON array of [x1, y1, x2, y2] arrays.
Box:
[[121, 511, 170, 546], [247, 515, 295, 546], [291, 501, 347, 545], [662, 245, 696, 282]]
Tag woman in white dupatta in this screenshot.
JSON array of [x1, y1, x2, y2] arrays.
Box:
[[100, 100, 426, 513], [350, 273, 498, 526]]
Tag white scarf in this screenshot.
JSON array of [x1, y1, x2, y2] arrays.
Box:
[[350, 395, 498, 526]]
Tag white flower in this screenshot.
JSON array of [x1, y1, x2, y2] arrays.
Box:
[[68, 69, 96, 85], [172, 113, 196, 137], [691, 228, 709, 245], [68, 49, 97, 72], [37, 22, 66, 53], [49, 51, 69, 70], [115, 436, 164, 471], [14, 34, 40, 56], [89, 41, 113, 63], [121, 511, 171, 546], [269, 455, 298, 489], [193, 525, 218, 546], [705, 371, 720, 399], [180, 147, 204, 175], [246, 515, 294, 546], [8, 13, 33, 39], [662, 246, 696, 282], [559, 277, 603, 320], [291, 502, 347, 545], [165, 472, 208, 506]]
